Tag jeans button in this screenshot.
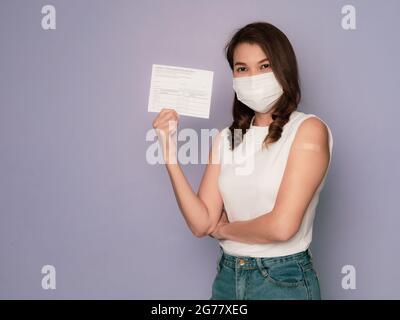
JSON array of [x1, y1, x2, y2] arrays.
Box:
[[239, 259, 245, 266]]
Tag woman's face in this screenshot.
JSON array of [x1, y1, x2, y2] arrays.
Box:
[[233, 42, 272, 78]]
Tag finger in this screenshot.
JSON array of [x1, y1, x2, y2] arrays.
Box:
[[159, 114, 179, 130], [159, 108, 178, 120], [155, 109, 178, 127], [160, 107, 176, 113], [161, 108, 179, 122], [153, 111, 174, 128]]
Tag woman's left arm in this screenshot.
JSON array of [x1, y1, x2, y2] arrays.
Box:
[[210, 117, 331, 244]]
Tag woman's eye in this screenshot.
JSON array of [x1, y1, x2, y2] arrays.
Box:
[[236, 67, 246, 72], [261, 63, 270, 69]]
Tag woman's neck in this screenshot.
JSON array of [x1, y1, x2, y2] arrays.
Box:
[[253, 112, 274, 126]]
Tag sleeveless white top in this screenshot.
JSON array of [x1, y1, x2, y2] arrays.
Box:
[[217, 110, 333, 257]]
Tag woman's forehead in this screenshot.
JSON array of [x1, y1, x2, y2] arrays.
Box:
[[233, 43, 268, 63]]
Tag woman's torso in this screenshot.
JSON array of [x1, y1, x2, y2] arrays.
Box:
[[217, 110, 333, 257]]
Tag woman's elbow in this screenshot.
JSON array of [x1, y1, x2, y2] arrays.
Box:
[[191, 223, 212, 238], [193, 229, 207, 238], [273, 222, 300, 242], [192, 221, 217, 238]]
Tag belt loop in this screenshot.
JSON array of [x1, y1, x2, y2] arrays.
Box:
[[255, 258, 268, 277]]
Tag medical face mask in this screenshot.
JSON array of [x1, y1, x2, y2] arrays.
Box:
[[232, 72, 284, 113]]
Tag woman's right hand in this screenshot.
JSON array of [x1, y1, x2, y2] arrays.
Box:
[[152, 108, 180, 164]]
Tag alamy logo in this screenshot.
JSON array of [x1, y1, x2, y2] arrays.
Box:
[[146, 123, 257, 176], [41, 265, 56, 290], [341, 5, 356, 30], [341, 265, 356, 290], [41, 5, 56, 30]]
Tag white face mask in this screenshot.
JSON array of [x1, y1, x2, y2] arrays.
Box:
[[232, 72, 284, 113]]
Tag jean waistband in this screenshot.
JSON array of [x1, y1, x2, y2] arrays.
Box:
[[218, 246, 312, 270]]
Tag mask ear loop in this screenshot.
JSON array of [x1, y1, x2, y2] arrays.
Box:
[[293, 142, 322, 152]]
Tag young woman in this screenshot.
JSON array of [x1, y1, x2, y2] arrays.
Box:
[[152, 22, 333, 300]]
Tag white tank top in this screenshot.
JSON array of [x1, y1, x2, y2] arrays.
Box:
[[217, 110, 333, 257]]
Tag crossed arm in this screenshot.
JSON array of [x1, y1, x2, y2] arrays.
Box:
[[164, 115, 330, 243], [207, 117, 331, 244]]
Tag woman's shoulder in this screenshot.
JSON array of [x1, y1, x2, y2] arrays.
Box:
[[292, 110, 332, 131], [292, 110, 334, 151]]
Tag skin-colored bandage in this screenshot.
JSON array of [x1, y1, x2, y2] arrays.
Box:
[[293, 142, 321, 152]]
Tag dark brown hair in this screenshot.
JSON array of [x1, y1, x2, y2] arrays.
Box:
[[225, 22, 301, 150]]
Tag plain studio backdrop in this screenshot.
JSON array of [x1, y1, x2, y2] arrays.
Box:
[[0, 0, 399, 299]]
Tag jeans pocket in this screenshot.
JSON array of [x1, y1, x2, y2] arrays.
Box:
[[258, 260, 305, 288]]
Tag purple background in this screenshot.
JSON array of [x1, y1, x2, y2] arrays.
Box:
[[0, 0, 399, 299]]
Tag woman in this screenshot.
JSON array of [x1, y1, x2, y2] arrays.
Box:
[[152, 22, 333, 300]]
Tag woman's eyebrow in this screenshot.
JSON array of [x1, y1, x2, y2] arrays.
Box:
[[234, 58, 270, 66]]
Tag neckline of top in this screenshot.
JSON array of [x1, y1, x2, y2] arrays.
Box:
[[250, 111, 299, 129]]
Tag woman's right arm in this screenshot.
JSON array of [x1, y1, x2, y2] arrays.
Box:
[[152, 108, 224, 237]]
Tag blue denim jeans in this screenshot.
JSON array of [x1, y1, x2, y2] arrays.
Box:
[[210, 246, 321, 300]]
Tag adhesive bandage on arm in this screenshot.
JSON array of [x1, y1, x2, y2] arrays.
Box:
[[293, 142, 322, 152]]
